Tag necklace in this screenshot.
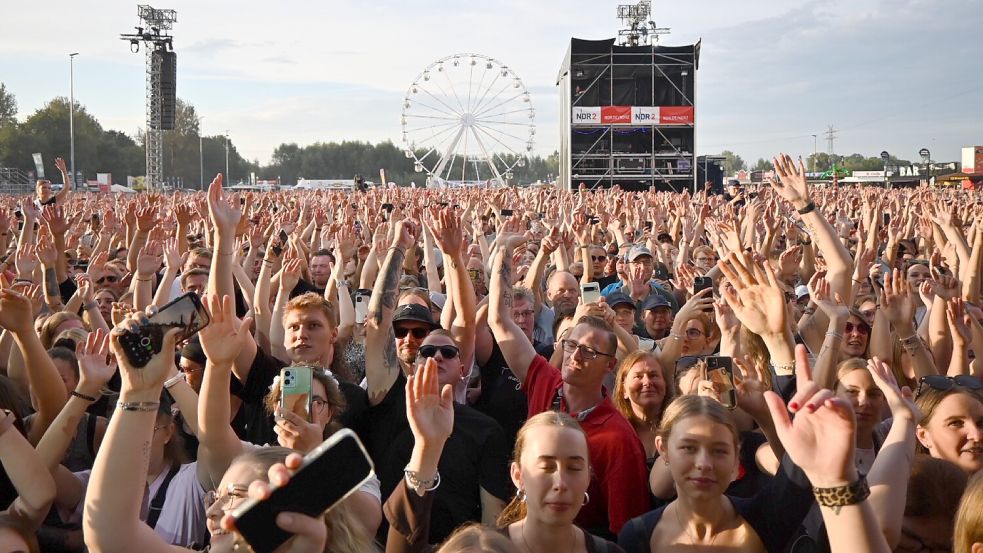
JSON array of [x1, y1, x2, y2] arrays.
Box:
[[521, 521, 578, 553], [674, 503, 722, 549]]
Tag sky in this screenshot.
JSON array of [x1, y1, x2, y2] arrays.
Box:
[[2, 0, 981, 167]]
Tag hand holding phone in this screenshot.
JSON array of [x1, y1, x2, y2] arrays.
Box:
[[581, 282, 601, 304], [231, 429, 374, 553], [703, 356, 737, 409], [116, 293, 210, 368]]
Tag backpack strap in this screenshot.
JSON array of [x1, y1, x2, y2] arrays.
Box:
[[147, 464, 181, 529]]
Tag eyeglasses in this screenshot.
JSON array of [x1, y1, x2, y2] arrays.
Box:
[[97, 275, 119, 284], [560, 339, 614, 360], [204, 485, 249, 510], [311, 396, 328, 411], [685, 328, 706, 339], [417, 344, 460, 359], [394, 326, 429, 339], [845, 321, 870, 335], [629, 258, 654, 266], [915, 375, 983, 398], [512, 309, 535, 320], [590, 255, 606, 262]]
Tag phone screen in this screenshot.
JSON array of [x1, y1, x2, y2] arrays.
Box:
[[354, 293, 369, 324], [500, 209, 514, 216], [232, 429, 374, 553], [704, 357, 736, 409]]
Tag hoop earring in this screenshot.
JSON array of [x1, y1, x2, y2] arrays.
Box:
[[582, 492, 590, 506]]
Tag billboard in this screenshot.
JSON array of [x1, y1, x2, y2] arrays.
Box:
[[963, 146, 983, 174], [600, 106, 631, 125], [572, 106, 694, 126]]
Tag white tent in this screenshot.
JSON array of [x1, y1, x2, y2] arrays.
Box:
[[110, 184, 137, 194]]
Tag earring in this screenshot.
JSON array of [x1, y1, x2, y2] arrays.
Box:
[[582, 492, 590, 506], [517, 490, 526, 503], [663, 457, 669, 466]]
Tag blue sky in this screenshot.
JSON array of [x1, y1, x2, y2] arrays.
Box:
[[2, 0, 980, 165]]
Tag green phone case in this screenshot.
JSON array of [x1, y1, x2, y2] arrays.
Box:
[[279, 366, 314, 422]]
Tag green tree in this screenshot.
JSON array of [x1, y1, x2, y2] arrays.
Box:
[[718, 150, 746, 175], [751, 158, 772, 171], [0, 83, 16, 127]]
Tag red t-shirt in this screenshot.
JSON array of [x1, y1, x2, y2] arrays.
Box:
[[522, 354, 650, 536]]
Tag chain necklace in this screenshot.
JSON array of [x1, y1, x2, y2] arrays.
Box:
[[675, 503, 722, 550], [521, 521, 577, 553]]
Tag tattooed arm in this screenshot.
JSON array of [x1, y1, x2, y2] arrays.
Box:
[[365, 219, 416, 406], [487, 233, 537, 385]]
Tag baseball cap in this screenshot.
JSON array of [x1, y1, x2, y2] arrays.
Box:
[[795, 285, 810, 300], [641, 296, 672, 311], [180, 338, 207, 365], [627, 245, 654, 262], [392, 304, 439, 329], [606, 293, 636, 310]]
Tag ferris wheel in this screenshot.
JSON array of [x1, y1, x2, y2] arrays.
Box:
[[400, 53, 535, 187]]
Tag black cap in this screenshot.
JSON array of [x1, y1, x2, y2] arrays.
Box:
[[641, 296, 672, 311], [606, 292, 636, 310], [179, 338, 207, 365], [392, 304, 439, 329]]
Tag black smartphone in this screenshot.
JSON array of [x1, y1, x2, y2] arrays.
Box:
[[654, 264, 670, 281], [747, 192, 759, 200], [704, 356, 737, 409], [278, 230, 289, 244], [382, 203, 395, 212], [239, 197, 246, 206], [117, 293, 210, 368], [500, 209, 514, 216], [694, 276, 713, 311], [644, 221, 653, 230], [231, 429, 374, 553], [882, 212, 891, 225]]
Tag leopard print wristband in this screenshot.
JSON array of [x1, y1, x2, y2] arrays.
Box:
[[812, 476, 870, 513]]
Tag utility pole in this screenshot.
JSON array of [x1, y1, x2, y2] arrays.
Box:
[[198, 115, 205, 190], [825, 125, 837, 155], [69, 52, 79, 188], [811, 133, 817, 171], [224, 131, 230, 184]]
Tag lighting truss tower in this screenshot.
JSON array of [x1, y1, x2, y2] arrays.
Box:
[[120, 5, 177, 191], [617, 1, 670, 46]]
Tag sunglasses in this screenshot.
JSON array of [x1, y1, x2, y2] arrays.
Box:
[[590, 255, 606, 262], [915, 375, 983, 398], [417, 344, 460, 359], [97, 275, 120, 284], [394, 326, 429, 339], [844, 321, 870, 335]]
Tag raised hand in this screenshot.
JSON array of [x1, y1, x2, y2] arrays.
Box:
[[36, 228, 59, 268], [734, 356, 769, 420], [0, 283, 36, 334], [807, 271, 849, 320], [76, 329, 116, 396], [135, 205, 158, 233], [206, 174, 243, 237], [946, 297, 972, 347], [391, 218, 418, 251], [54, 157, 68, 174], [427, 208, 464, 256], [406, 357, 454, 446], [764, 345, 857, 487], [718, 252, 787, 338], [136, 240, 164, 278], [110, 312, 182, 394], [14, 244, 38, 280], [866, 357, 920, 423], [41, 204, 69, 235], [880, 269, 915, 329], [198, 294, 252, 368], [279, 259, 303, 293], [768, 153, 811, 209]]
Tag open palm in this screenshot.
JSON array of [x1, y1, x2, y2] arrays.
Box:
[[406, 358, 454, 446]]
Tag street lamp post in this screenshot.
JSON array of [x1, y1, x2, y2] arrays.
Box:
[[880, 150, 891, 190], [69, 52, 79, 188], [919, 148, 931, 186], [198, 116, 205, 190], [225, 131, 230, 184], [811, 134, 818, 172]]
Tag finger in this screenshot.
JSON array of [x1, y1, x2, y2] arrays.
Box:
[[274, 512, 327, 547], [248, 479, 272, 500]]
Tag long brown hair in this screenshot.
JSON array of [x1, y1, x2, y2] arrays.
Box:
[[955, 470, 983, 553], [915, 387, 983, 456], [495, 411, 587, 528], [437, 523, 517, 553]]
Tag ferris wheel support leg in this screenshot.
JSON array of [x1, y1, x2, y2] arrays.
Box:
[[470, 128, 506, 187], [431, 126, 466, 185]]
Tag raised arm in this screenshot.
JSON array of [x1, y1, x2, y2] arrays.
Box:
[[365, 219, 415, 406], [428, 208, 476, 368], [487, 229, 536, 385], [0, 410, 56, 530]]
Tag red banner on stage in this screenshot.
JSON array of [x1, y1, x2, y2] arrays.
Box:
[[600, 106, 631, 125], [660, 106, 694, 125]]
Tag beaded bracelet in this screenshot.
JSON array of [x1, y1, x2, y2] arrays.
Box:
[[404, 468, 441, 497], [71, 390, 98, 402]]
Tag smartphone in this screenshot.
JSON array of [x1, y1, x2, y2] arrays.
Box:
[[354, 291, 369, 324], [581, 282, 601, 304], [882, 212, 891, 225], [644, 221, 653, 230], [239, 197, 246, 206], [704, 356, 737, 410], [231, 429, 374, 553], [278, 230, 289, 244], [747, 192, 759, 199], [694, 276, 713, 311], [117, 293, 210, 368], [279, 366, 313, 423], [382, 203, 395, 212], [500, 209, 514, 217], [654, 264, 670, 281]]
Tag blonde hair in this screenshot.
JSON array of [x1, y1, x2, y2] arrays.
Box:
[[613, 350, 668, 427], [39, 312, 84, 349], [834, 357, 869, 385], [659, 395, 739, 452], [495, 412, 587, 528], [955, 470, 983, 553], [437, 523, 517, 553]]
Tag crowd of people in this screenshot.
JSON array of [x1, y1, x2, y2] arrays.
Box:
[[0, 152, 981, 553]]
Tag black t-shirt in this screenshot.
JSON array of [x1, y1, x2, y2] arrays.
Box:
[[595, 273, 620, 290], [238, 346, 369, 445], [473, 341, 529, 450], [289, 279, 325, 299], [363, 372, 513, 543]]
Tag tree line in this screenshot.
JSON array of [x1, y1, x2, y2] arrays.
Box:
[[0, 84, 558, 188]]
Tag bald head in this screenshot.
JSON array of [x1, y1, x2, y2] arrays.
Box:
[[547, 271, 580, 314]]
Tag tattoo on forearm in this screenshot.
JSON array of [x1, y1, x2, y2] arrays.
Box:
[[44, 268, 59, 298], [368, 248, 404, 325], [499, 255, 513, 309]]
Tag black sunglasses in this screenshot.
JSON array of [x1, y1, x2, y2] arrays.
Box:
[[394, 326, 429, 339], [845, 321, 870, 335], [915, 375, 983, 398], [417, 344, 460, 359], [590, 255, 606, 262], [97, 275, 119, 284]]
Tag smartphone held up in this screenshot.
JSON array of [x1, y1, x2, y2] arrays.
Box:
[[117, 293, 210, 368]]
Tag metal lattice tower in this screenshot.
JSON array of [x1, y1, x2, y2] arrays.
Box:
[[617, 1, 670, 46], [121, 5, 176, 191]]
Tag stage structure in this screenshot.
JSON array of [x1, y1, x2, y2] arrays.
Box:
[[556, 2, 699, 192], [400, 53, 535, 188], [120, 5, 177, 191]]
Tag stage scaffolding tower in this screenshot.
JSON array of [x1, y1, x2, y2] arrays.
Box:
[[120, 5, 177, 191]]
